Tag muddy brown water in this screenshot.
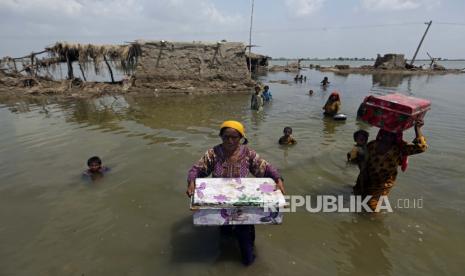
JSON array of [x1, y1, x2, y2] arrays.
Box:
[[0, 69, 464, 275]]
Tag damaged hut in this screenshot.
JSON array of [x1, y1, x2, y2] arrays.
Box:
[[0, 40, 255, 95], [131, 40, 254, 93], [245, 52, 270, 74], [374, 54, 407, 70]]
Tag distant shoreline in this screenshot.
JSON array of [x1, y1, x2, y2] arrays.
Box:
[[271, 58, 465, 61]]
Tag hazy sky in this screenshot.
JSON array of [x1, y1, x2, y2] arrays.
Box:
[[1, 0, 464, 59]]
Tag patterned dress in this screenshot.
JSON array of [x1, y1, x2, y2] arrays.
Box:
[[355, 136, 427, 210], [187, 144, 280, 182], [323, 101, 341, 116]]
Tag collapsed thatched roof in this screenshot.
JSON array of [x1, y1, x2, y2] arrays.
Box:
[[245, 52, 270, 60], [46, 42, 141, 74]]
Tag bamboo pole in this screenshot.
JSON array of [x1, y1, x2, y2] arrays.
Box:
[[103, 55, 115, 83], [78, 62, 87, 81], [66, 52, 74, 79]]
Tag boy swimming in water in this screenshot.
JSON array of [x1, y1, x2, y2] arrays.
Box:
[[279, 127, 297, 145], [83, 156, 109, 180]]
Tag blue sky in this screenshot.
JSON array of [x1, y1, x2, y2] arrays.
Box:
[[0, 0, 464, 59]]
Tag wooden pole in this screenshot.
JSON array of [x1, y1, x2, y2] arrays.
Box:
[[248, 0, 255, 77], [410, 20, 432, 66], [12, 50, 47, 60], [78, 62, 87, 81], [30, 52, 35, 76], [66, 52, 74, 79], [103, 55, 115, 83]]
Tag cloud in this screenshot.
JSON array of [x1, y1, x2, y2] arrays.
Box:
[[0, 0, 243, 31], [285, 0, 326, 17], [0, 0, 83, 17], [0, 0, 245, 51], [361, 0, 440, 11], [201, 2, 242, 24]]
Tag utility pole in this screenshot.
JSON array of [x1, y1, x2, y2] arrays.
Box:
[[410, 20, 432, 66], [248, 0, 255, 77]]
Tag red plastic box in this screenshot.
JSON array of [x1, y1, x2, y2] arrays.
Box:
[[358, 93, 431, 132]]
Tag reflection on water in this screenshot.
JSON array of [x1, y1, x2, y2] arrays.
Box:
[[1, 69, 465, 275], [372, 73, 407, 88]]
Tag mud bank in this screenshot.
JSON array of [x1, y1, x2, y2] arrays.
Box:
[[318, 66, 464, 75]]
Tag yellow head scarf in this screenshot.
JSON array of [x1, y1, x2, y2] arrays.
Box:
[[220, 120, 247, 139]]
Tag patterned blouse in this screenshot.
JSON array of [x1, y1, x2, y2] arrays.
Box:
[[187, 144, 281, 182], [364, 136, 427, 195], [323, 101, 341, 115]]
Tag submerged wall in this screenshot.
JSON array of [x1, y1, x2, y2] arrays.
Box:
[[131, 41, 254, 94]]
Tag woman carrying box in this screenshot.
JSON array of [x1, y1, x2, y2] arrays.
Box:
[[354, 120, 427, 211], [186, 120, 285, 266]]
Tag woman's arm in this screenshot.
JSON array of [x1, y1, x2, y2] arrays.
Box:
[[186, 149, 214, 197], [402, 120, 428, 156], [249, 150, 285, 194]]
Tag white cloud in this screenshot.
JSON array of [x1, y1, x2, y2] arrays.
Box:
[[361, 0, 440, 11], [201, 2, 242, 24], [0, 0, 83, 16], [285, 0, 326, 17], [0, 0, 242, 25], [0, 0, 244, 43]]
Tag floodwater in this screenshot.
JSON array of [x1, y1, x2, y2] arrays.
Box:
[[271, 59, 465, 69], [0, 68, 464, 276]]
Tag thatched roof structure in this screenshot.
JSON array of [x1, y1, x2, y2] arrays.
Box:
[[45, 42, 141, 74]]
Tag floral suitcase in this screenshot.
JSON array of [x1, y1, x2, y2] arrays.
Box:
[[190, 178, 285, 226], [358, 93, 431, 132]]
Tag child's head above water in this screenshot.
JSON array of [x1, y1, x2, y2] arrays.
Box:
[[264, 85, 269, 91], [87, 156, 102, 173], [283, 126, 293, 136], [353, 130, 369, 145]]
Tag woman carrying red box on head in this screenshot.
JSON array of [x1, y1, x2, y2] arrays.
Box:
[[353, 119, 427, 211]]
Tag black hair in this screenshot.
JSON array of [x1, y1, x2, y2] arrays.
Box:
[[283, 126, 293, 133], [353, 130, 369, 141], [264, 85, 269, 89], [219, 127, 248, 145], [87, 156, 102, 166]]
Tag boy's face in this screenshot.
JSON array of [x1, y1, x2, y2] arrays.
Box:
[[355, 134, 367, 145], [88, 162, 102, 172], [284, 129, 292, 136]]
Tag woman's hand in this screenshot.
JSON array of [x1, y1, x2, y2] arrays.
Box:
[[275, 178, 285, 194], [186, 181, 195, 197], [414, 119, 424, 138], [415, 119, 424, 128]]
